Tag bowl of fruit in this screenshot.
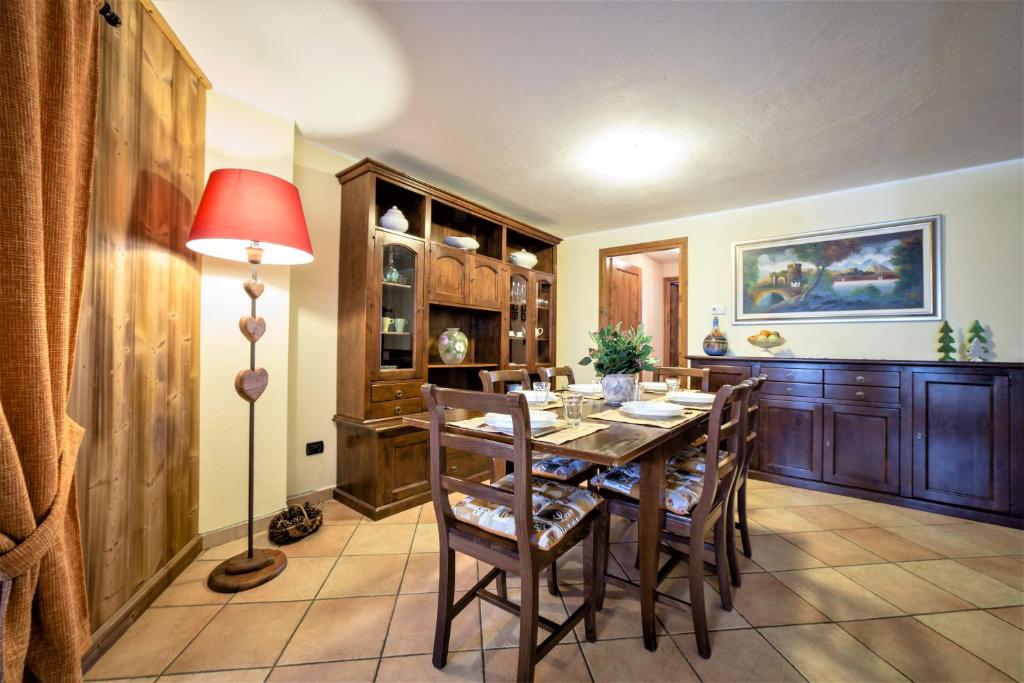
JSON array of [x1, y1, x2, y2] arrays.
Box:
[[747, 329, 785, 354]]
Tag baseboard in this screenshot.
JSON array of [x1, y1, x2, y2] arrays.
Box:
[[82, 534, 202, 673], [200, 486, 337, 549]]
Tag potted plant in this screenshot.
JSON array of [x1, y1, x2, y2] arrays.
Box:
[[580, 324, 658, 405]]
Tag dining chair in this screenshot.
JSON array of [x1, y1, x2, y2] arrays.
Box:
[[589, 379, 753, 658], [540, 365, 575, 389], [479, 368, 532, 393], [479, 367, 600, 596], [653, 366, 710, 391], [421, 384, 608, 683]]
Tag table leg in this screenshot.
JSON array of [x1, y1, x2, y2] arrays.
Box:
[[638, 443, 667, 651]]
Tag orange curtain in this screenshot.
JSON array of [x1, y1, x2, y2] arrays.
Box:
[[0, 1, 101, 680]]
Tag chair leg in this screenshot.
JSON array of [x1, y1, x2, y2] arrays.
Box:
[[582, 512, 605, 641], [496, 569, 508, 600], [547, 561, 560, 596], [432, 546, 456, 669], [518, 570, 540, 683], [688, 537, 711, 658], [714, 517, 733, 612], [738, 482, 752, 558], [726, 492, 742, 588]]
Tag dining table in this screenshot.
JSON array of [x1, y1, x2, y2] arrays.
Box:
[[402, 391, 710, 652]]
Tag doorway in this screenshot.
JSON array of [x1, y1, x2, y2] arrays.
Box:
[[598, 237, 688, 369]]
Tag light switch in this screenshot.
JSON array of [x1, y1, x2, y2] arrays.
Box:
[[710, 305, 726, 315]]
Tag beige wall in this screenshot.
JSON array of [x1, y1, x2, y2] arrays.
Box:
[[559, 160, 1024, 381], [288, 136, 356, 497], [198, 91, 296, 534]]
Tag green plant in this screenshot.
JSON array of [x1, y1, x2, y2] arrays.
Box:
[[937, 321, 956, 362], [579, 323, 657, 376]]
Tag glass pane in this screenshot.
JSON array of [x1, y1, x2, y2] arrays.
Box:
[[535, 279, 552, 365], [508, 273, 528, 367], [381, 245, 416, 370]]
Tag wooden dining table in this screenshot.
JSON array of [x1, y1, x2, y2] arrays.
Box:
[[402, 393, 709, 652]]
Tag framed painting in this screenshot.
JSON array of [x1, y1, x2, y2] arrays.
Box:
[[733, 215, 942, 324]]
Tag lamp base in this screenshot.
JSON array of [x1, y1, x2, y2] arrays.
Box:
[[207, 548, 287, 593]]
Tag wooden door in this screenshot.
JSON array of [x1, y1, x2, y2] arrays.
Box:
[[912, 372, 1010, 512], [374, 232, 425, 380], [759, 398, 823, 481], [824, 404, 900, 493], [428, 242, 469, 305], [609, 262, 642, 329], [468, 255, 504, 309], [664, 278, 679, 366]]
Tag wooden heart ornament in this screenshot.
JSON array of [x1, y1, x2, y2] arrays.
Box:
[[234, 368, 268, 402], [243, 279, 265, 299], [239, 316, 266, 343]]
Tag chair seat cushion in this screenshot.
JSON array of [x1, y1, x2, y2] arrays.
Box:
[[531, 455, 593, 481], [667, 449, 729, 475], [451, 474, 602, 550], [589, 463, 703, 516]]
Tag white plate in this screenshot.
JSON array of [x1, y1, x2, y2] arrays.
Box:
[[484, 410, 557, 431], [620, 401, 684, 419], [567, 383, 603, 394], [511, 390, 555, 406], [666, 391, 716, 405], [640, 381, 668, 393]]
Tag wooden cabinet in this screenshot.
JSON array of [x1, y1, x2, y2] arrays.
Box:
[[824, 404, 899, 493], [911, 372, 1010, 512], [374, 231, 425, 381], [469, 257, 505, 309], [689, 355, 1024, 526], [428, 243, 470, 305], [759, 398, 822, 481]]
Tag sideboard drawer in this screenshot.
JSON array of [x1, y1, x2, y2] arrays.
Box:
[[763, 381, 823, 398], [371, 380, 424, 403], [763, 367, 823, 383], [368, 397, 424, 419], [825, 384, 899, 404], [824, 370, 900, 388]]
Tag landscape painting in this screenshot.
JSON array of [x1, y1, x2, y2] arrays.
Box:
[[734, 216, 940, 323]]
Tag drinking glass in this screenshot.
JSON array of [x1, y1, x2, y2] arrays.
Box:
[[563, 393, 585, 427], [534, 381, 551, 403], [665, 377, 681, 393]]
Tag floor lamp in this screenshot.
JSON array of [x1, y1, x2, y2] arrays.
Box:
[[186, 168, 313, 592]]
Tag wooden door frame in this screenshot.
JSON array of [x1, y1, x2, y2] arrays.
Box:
[[598, 237, 688, 366], [663, 276, 680, 366]]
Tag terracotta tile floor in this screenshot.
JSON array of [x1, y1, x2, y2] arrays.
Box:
[[88, 480, 1024, 682]]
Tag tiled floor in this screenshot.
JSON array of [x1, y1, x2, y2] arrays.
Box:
[[88, 479, 1024, 682]]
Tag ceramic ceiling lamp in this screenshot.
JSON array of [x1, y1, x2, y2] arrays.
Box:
[[186, 169, 313, 592]]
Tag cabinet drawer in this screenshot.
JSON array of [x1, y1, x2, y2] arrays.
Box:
[[763, 367, 823, 383], [371, 381, 423, 403], [824, 370, 899, 388], [763, 381, 823, 398], [825, 384, 899, 404], [368, 397, 423, 419]]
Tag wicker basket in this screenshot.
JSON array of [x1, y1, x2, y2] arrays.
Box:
[[268, 502, 323, 545]]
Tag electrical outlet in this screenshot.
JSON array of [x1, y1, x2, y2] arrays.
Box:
[[710, 305, 726, 315], [305, 440, 324, 456]]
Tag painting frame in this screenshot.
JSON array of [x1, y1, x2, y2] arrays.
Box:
[[732, 215, 943, 324]]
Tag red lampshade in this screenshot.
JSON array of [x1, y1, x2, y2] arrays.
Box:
[[187, 168, 313, 265]]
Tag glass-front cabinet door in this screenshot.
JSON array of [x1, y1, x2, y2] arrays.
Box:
[[532, 272, 555, 369], [507, 269, 530, 368], [374, 230, 424, 380]]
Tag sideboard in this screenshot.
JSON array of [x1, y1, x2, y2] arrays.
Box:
[[688, 355, 1024, 527]]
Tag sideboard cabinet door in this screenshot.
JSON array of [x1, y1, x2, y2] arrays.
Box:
[[759, 398, 823, 481], [429, 243, 470, 305], [911, 372, 1010, 512], [467, 256, 504, 310], [823, 404, 900, 493]]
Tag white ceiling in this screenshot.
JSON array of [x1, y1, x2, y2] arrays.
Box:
[[644, 249, 680, 265], [155, 0, 1023, 237]]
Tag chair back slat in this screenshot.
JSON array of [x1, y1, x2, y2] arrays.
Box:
[[540, 366, 575, 389], [442, 476, 516, 508], [440, 431, 518, 462], [479, 368, 531, 393], [741, 375, 767, 475], [654, 366, 710, 391]]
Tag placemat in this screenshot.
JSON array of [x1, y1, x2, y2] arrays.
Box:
[[447, 416, 608, 444], [587, 407, 707, 429]]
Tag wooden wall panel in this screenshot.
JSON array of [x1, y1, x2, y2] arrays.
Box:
[[70, 0, 205, 634]]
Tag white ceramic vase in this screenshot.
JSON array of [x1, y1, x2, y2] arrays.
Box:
[[438, 327, 468, 365], [379, 206, 409, 233], [601, 373, 637, 406]]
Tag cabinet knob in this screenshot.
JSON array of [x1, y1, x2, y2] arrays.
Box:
[[916, 432, 923, 440], [394, 407, 402, 415], [448, 464, 458, 473], [855, 376, 866, 383], [855, 391, 866, 399], [395, 390, 404, 399], [786, 372, 795, 379], [785, 387, 794, 394]]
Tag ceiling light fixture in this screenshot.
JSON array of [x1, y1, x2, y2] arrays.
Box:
[[578, 125, 683, 184]]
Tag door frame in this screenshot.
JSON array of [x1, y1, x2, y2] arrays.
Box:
[[598, 237, 688, 367]]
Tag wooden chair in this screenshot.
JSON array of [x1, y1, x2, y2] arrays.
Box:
[[540, 365, 575, 389], [422, 385, 607, 682], [589, 380, 753, 658], [728, 374, 766, 581], [653, 366, 710, 391], [479, 368, 531, 394]]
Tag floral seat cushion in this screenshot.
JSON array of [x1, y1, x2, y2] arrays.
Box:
[[531, 455, 593, 481], [667, 449, 729, 475], [589, 463, 703, 516], [451, 474, 602, 551]]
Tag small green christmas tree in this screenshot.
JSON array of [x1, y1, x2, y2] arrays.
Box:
[[937, 321, 956, 362], [967, 320, 988, 362]]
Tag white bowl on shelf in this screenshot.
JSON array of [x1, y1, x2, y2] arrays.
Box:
[[443, 235, 480, 251], [509, 249, 538, 269]]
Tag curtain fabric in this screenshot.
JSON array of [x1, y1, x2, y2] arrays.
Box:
[[0, 1, 101, 680]]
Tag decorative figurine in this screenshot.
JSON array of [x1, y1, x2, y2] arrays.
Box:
[[967, 320, 989, 362], [937, 321, 956, 362]]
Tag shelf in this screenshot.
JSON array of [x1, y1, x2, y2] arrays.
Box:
[[428, 362, 498, 370], [382, 281, 412, 289], [381, 332, 410, 336]]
